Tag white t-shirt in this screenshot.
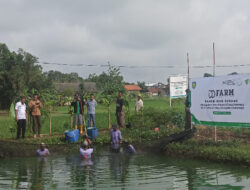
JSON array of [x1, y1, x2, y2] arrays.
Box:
[[80, 148, 93, 159], [136, 99, 144, 112], [15, 102, 26, 120]]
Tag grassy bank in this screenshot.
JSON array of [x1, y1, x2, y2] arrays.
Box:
[[165, 139, 250, 166]]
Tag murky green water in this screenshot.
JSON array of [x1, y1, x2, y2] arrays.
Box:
[[0, 146, 250, 190]]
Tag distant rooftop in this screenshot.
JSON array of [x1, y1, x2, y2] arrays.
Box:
[[124, 84, 142, 91]]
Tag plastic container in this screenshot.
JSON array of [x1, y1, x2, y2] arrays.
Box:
[[65, 129, 79, 142], [87, 127, 98, 140]]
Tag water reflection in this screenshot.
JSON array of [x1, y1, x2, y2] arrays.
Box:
[[0, 148, 249, 190]]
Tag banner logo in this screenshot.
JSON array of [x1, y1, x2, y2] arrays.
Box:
[[192, 82, 196, 89], [245, 79, 250, 85]]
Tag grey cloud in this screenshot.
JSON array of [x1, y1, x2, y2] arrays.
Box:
[[1, 0, 250, 83]]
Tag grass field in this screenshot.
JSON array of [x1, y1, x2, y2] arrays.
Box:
[[0, 97, 185, 140]]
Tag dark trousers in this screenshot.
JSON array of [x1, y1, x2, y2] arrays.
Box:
[[116, 112, 125, 128], [17, 119, 26, 139], [32, 115, 41, 135]]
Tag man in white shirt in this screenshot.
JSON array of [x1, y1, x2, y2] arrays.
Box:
[[135, 94, 144, 112], [15, 96, 27, 139]]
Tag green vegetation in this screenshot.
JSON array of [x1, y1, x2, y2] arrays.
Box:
[[165, 139, 250, 166], [0, 97, 185, 143]]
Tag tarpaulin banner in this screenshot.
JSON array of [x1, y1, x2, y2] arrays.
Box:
[[170, 75, 188, 98], [190, 74, 250, 127]]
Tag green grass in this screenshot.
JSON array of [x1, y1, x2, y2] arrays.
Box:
[[0, 97, 185, 140], [165, 139, 250, 166]]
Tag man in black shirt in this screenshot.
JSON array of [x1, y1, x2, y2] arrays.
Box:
[[116, 92, 125, 128]]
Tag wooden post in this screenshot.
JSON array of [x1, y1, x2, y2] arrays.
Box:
[[70, 114, 73, 129], [49, 112, 52, 136], [108, 104, 111, 129], [187, 52, 192, 129], [213, 42, 217, 142]]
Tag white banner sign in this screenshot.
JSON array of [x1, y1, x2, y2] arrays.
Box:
[[170, 76, 188, 98], [190, 74, 250, 127]]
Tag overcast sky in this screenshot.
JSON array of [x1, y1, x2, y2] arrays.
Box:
[[1, 0, 250, 83]]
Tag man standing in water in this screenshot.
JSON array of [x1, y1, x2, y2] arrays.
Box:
[[29, 94, 42, 138], [15, 96, 28, 139], [71, 94, 85, 135], [110, 124, 122, 152], [116, 92, 125, 128], [37, 143, 50, 157], [87, 94, 97, 128]]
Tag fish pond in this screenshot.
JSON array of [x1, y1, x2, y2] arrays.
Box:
[[0, 146, 250, 190]]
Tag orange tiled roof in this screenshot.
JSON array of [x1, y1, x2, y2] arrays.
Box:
[[124, 85, 142, 91]]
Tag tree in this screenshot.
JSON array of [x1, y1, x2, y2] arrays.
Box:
[[137, 81, 148, 93], [0, 43, 54, 109], [203, 73, 213, 77], [88, 65, 125, 128]]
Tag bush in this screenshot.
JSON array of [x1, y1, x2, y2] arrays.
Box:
[[130, 107, 185, 129]]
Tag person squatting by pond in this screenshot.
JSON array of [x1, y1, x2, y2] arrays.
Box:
[[116, 92, 125, 128], [87, 94, 97, 128], [110, 124, 122, 152], [29, 94, 42, 138], [37, 143, 50, 157], [135, 94, 143, 112], [15, 96, 28, 139], [71, 94, 85, 135]]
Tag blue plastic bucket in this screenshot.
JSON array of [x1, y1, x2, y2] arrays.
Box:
[[65, 129, 79, 142], [87, 127, 98, 140]]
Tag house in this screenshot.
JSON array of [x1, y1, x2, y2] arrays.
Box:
[[148, 88, 159, 97], [147, 82, 167, 97], [124, 85, 142, 93]]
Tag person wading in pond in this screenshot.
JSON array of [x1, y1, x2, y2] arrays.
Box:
[[71, 94, 85, 135], [37, 143, 50, 157], [80, 139, 93, 159], [135, 94, 143, 112], [110, 124, 122, 152], [87, 94, 97, 128], [116, 92, 125, 128], [29, 94, 42, 138], [15, 96, 28, 139], [123, 140, 136, 154]]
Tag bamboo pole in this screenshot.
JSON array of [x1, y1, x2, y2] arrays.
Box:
[[213, 42, 217, 142], [49, 111, 52, 136], [108, 105, 111, 129]]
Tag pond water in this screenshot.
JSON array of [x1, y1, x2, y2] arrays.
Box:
[[0, 146, 250, 190]]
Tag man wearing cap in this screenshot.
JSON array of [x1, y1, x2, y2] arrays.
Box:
[[110, 124, 122, 152], [135, 94, 143, 112]]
